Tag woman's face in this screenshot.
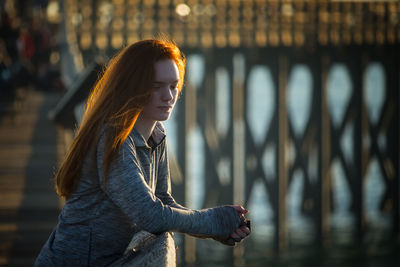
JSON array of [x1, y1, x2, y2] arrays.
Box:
[[139, 59, 180, 124]]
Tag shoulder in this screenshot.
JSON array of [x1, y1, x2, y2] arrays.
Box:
[[97, 125, 136, 157]]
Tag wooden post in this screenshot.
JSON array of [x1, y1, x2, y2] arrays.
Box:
[[392, 54, 400, 239], [232, 53, 246, 267], [353, 52, 366, 242], [397, 54, 400, 238], [392, 49, 400, 238], [184, 82, 197, 265], [321, 54, 331, 245], [278, 55, 289, 252]]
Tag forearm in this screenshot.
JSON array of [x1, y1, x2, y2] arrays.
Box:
[[142, 204, 241, 237], [157, 192, 189, 211], [101, 164, 241, 236]]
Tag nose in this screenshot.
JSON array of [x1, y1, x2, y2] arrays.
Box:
[[161, 86, 174, 102]]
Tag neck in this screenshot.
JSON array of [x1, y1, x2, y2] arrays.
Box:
[[134, 115, 156, 141]]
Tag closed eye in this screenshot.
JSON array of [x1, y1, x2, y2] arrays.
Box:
[[154, 80, 179, 88]]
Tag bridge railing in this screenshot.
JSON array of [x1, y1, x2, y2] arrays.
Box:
[[55, 0, 400, 265]]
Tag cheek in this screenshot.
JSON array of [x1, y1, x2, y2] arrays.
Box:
[[148, 94, 159, 106], [142, 97, 157, 112], [172, 90, 179, 104]]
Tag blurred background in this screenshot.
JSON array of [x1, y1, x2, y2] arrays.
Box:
[[0, 0, 399, 266]]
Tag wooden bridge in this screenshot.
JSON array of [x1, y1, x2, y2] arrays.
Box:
[[0, 89, 60, 266], [57, 0, 400, 265], [54, 0, 400, 266], [1, 0, 400, 266]]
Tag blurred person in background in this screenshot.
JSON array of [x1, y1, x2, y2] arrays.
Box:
[[0, 10, 18, 95], [35, 38, 251, 266], [16, 22, 35, 88], [0, 39, 12, 94], [31, 15, 55, 90]]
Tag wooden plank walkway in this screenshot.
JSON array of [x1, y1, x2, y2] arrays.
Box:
[[0, 89, 61, 266]]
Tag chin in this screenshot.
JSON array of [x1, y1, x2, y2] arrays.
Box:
[[157, 115, 170, 121]]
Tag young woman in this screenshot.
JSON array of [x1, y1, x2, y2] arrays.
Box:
[[35, 39, 250, 266]]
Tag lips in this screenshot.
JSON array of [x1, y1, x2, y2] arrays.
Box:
[[158, 106, 172, 112]]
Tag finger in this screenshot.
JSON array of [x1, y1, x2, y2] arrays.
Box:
[[230, 232, 241, 242], [246, 220, 251, 231], [232, 205, 248, 214], [237, 206, 248, 214], [240, 226, 250, 235], [235, 228, 246, 239]]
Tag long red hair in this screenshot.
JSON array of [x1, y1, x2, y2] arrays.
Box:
[[56, 39, 186, 198]]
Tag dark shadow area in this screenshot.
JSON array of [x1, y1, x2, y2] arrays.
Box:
[[243, 240, 400, 267], [7, 92, 60, 266]]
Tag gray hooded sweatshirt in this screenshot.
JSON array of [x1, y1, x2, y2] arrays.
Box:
[[34, 122, 241, 266]]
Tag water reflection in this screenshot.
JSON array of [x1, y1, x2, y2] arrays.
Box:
[[187, 126, 205, 209], [164, 105, 178, 158], [247, 179, 274, 243], [331, 159, 354, 229], [327, 64, 352, 129], [287, 65, 313, 137], [364, 63, 385, 126], [215, 67, 230, 138], [187, 54, 205, 89], [262, 144, 275, 181], [364, 157, 389, 228], [170, 54, 392, 264], [246, 66, 275, 145], [288, 169, 314, 243], [340, 121, 354, 165], [327, 64, 354, 233]]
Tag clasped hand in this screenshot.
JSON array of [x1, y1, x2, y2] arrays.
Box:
[[213, 205, 251, 246]]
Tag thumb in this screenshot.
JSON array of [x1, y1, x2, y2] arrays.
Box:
[[232, 205, 248, 215]]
